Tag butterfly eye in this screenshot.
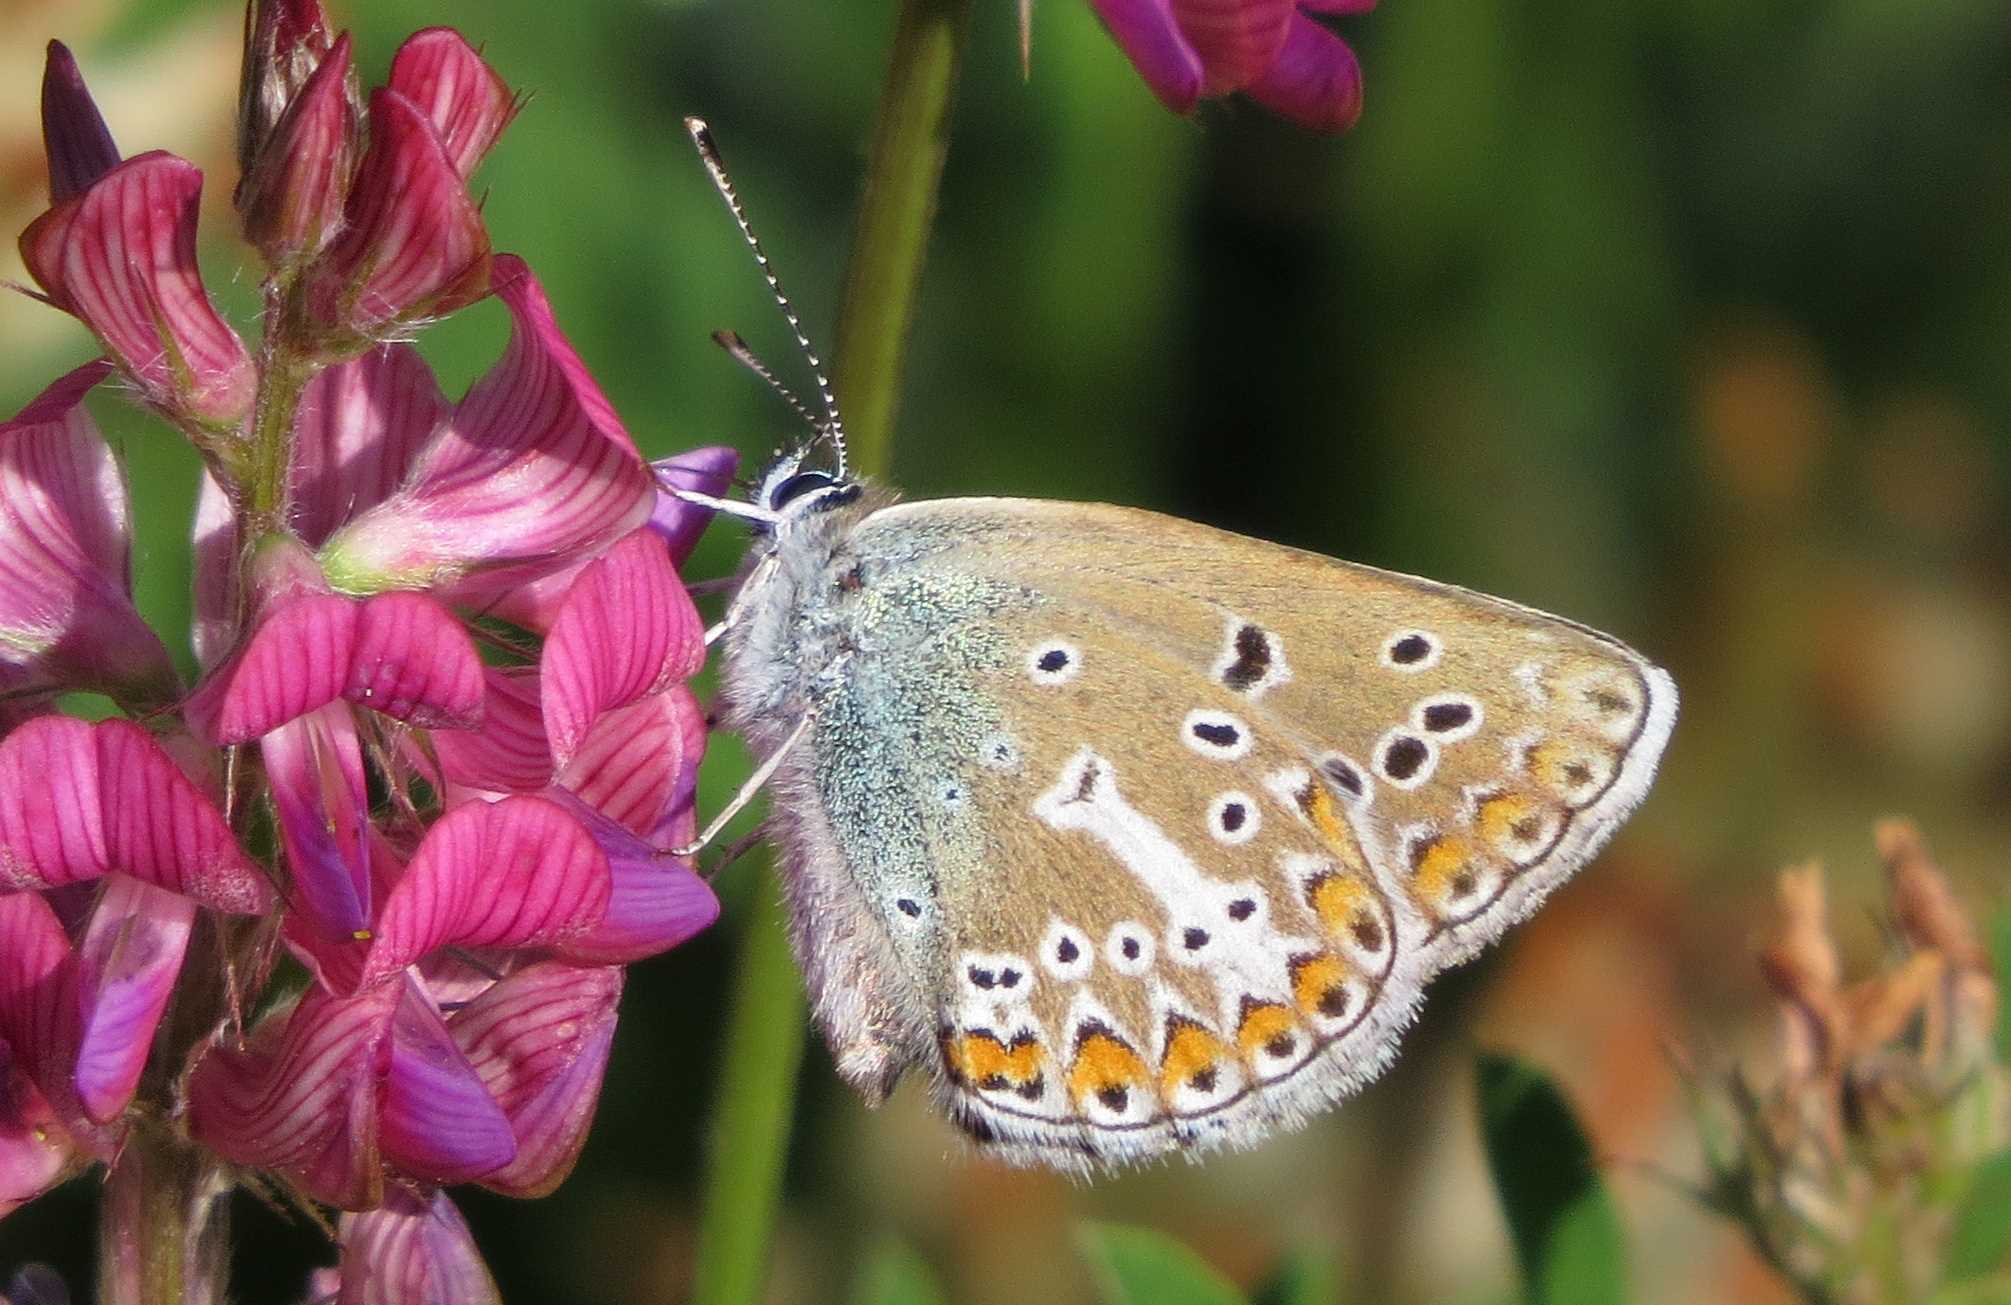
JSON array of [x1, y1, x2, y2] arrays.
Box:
[[766, 469, 840, 509]]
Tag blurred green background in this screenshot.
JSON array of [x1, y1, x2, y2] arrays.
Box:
[[2, 0, 2009, 1300]]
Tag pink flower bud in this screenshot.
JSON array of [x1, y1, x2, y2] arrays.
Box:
[[1089, 0, 1369, 131], [39, 42, 119, 204], [239, 32, 359, 270]]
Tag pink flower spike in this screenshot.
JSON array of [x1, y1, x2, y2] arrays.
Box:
[[1246, 12, 1365, 133], [239, 32, 357, 270], [336, 1187, 501, 1305], [386, 29, 519, 180], [186, 985, 394, 1210], [19, 154, 257, 427], [188, 590, 484, 744], [1, 1046, 75, 1219], [69, 875, 196, 1123], [307, 89, 490, 343], [290, 346, 450, 549], [264, 705, 373, 940], [557, 685, 706, 836], [360, 795, 611, 987], [453, 961, 621, 1197], [0, 360, 177, 704], [41, 42, 119, 204], [379, 976, 515, 1184], [541, 529, 704, 771], [318, 256, 654, 596], [0, 717, 270, 913], [552, 796, 718, 966], [1088, 0, 1204, 113], [648, 446, 741, 567]]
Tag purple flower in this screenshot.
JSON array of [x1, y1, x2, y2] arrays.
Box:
[[1088, 0, 1375, 132]]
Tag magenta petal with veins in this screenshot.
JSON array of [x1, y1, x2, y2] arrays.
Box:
[[336, 1187, 500, 1305], [0, 717, 268, 913], [19, 153, 255, 425], [359, 796, 610, 986], [540, 529, 704, 770], [69, 876, 196, 1123]]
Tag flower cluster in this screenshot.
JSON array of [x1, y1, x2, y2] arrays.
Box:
[[1087, 0, 1377, 132], [1, 3, 735, 1298], [1684, 821, 2008, 1302]]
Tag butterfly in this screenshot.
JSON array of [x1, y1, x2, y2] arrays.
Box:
[[677, 120, 1677, 1173]]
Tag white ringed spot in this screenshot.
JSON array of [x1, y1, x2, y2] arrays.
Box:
[[1381, 629, 1442, 672], [1105, 922, 1156, 976], [1412, 693, 1483, 743], [1040, 919, 1094, 981], [1374, 727, 1438, 789], [1205, 791, 1261, 845], [1213, 619, 1291, 698], [1026, 639, 1081, 686], [1182, 709, 1253, 760], [961, 951, 1034, 1000], [1315, 752, 1373, 804]]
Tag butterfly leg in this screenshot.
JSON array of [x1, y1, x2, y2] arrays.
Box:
[[668, 711, 813, 857]]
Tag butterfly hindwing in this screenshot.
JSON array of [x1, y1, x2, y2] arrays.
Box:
[[735, 495, 1674, 1171]]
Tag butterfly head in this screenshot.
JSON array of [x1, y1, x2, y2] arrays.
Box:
[[753, 450, 863, 530]]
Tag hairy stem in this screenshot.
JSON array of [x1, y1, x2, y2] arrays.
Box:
[[98, 1116, 231, 1305], [690, 3, 972, 1303]]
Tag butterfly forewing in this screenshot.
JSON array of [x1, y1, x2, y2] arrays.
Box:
[[738, 495, 1675, 1171]]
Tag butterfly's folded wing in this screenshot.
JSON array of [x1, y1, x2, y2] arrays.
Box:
[[810, 497, 1675, 1170]]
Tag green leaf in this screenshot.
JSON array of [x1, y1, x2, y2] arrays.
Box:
[[1991, 906, 2011, 1060], [1476, 1053, 1628, 1305], [1252, 1247, 1337, 1305], [1949, 1151, 2011, 1282], [850, 1240, 946, 1305], [1077, 1223, 1249, 1305]]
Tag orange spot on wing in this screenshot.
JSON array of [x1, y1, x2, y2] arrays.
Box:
[[1158, 1019, 1228, 1096], [1411, 835, 1479, 907], [1289, 953, 1352, 1019], [1067, 1029, 1152, 1110], [948, 1031, 1045, 1092], [1300, 783, 1370, 875], [1234, 1000, 1299, 1060]]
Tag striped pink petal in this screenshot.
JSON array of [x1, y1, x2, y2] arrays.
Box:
[[540, 529, 704, 770], [317, 256, 653, 596], [40, 42, 119, 204], [69, 875, 195, 1123], [1171, 0, 1294, 92], [386, 30, 518, 180], [430, 667, 551, 794], [359, 796, 610, 986], [185, 984, 394, 1210], [0, 717, 268, 913], [1299, 0, 1377, 11], [0, 361, 176, 702], [552, 795, 718, 966], [1246, 11, 1364, 133], [0, 892, 72, 1115], [648, 446, 741, 567], [336, 1187, 500, 1305], [379, 976, 515, 1184], [557, 685, 705, 836], [188, 590, 484, 744], [1088, 0, 1204, 113], [264, 705, 373, 940], [239, 32, 357, 270], [191, 471, 237, 670], [307, 88, 490, 341], [290, 346, 450, 548], [453, 961, 620, 1197], [236, 0, 338, 182], [1, 1043, 75, 1219], [18, 153, 255, 427]]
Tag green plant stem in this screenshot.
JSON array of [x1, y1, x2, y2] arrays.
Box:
[[690, 3, 972, 1304], [98, 1115, 230, 1305], [831, 0, 976, 473]]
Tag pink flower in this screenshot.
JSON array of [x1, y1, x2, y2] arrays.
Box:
[[4, 5, 731, 1293], [1089, 0, 1375, 132]]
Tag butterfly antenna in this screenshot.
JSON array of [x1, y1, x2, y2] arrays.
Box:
[[684, 116, 851, 479], [711, 329, 823, 435]]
